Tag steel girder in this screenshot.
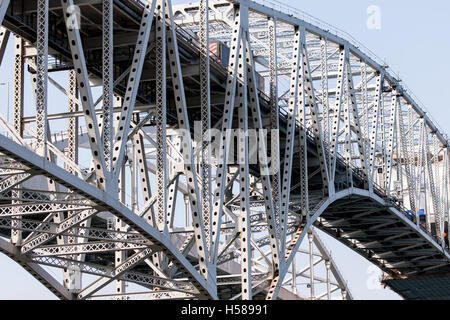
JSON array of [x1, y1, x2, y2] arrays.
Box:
[[0, 0, 448, 301]]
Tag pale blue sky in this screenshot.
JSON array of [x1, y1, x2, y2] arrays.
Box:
[[0, 0, 448, 300]]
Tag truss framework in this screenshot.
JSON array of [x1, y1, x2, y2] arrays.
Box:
[[0, 0, 448, 300]]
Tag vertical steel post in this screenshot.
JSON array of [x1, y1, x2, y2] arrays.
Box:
[[36, 0, 48, 157], [321, 37, 329, 156], [210, 5, 243, 264], [268, 17, 281, 228], [329, 48, 347, 190], [279, 26, 303, 253], [385, 93, 397, 197], [342, 62, 353, 187], [10, 35, 24, 245], [368, 73, 383, 190], [199, 0, 212, 253], [360, 60, 369, 154], [61, 0, 108, 190], [102, 0, 113, 181], [67, 70, 78, 168], [298, 31, 310, 215], [397, 101, 417, 215], [165, 0, 210, 280], [308, 231, 315, 299], [115, 163, 127, 296], [236, 30, 252, 299], [155, 0, 167, 232]]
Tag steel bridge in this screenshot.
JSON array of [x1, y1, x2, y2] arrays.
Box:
[[0, 0, 448, 300]]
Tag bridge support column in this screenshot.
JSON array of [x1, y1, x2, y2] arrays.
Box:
[[10, 35, 24, 245], [268, 17, 281, 231], [199, 0, 212, 256], [102, 0, 114, 185]]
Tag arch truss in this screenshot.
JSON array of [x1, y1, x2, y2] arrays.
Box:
[[0, 0, 448, 300]]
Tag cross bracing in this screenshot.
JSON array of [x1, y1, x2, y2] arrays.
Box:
[[0, 0, 448, 300]]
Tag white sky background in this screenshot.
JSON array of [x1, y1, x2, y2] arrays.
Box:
[[0, 0, 449, 299]]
